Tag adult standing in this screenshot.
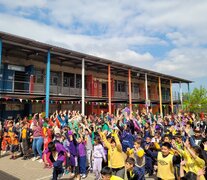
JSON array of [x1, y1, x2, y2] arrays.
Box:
[[31, 113, 44, 162]]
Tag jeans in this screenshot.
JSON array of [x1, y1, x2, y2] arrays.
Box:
[[52, 160, 64, 180], [79, 156, 87, 174], [32, 137, 43, 158]]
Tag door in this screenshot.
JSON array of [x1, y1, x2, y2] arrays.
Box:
[[14, 71, 29, 92], [102, 83, 107, 97]]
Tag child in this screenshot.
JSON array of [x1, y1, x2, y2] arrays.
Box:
[[145, 142, 181, 180], [20, 122, 32, 160], [126, 139, 145, 179], [125, 157, 144, 180], [99, 130, 125, 179], [42, 128, 53, 168], [7, 121, 19, 160], [100, 166, 123, 180], [66, 130, 78, 179], [1, 131, 10, 155], [93, 136, 106, 180], [43, 141, 67, 180], [62, 134, 70, 174], [77, 134, 87, 179]]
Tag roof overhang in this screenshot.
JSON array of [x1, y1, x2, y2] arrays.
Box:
[[0, 31, 192, 84]]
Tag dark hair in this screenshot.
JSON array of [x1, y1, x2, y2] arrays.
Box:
[[110, 137, 116, 144], [101, 166, 112, 176], [48, 142, 56, 152], [134, 138, 142, 145], [183, 172, 197, 180], [95, 136, 101, 144], [162, 142, 171, 149], [163, 134, 171, 139], [125, 157, 135, 166]]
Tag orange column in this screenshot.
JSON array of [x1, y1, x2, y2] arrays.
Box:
[[128, 69, 132, 117], [108, 64, 112, 114], [158, 77, 163, 117], [170, 79, 174, 113]]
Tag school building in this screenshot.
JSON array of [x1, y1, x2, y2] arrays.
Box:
[[0, 32, 192, 120]]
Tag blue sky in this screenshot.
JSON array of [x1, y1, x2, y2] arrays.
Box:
[[0, 0, 207, 92]]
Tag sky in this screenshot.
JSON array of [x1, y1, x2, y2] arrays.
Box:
[[0, 0, 207, 92]]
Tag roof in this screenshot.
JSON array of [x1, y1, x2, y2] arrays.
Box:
[[0, 31, 192, 83]]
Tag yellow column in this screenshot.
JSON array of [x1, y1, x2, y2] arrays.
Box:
[[108, 64, 111, 114], [128, 69, 132, 117], [158, 77, 163, 117], [170, 79, 174, 113]]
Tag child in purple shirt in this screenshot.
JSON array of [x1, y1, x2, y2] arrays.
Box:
[[77, 134, 87, 179], [43, 141, 67, 180]]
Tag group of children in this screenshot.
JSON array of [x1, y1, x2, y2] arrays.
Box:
[[0, 108, 207, 180]]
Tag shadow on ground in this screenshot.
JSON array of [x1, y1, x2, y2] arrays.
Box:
[[0, 170, 20, 180]]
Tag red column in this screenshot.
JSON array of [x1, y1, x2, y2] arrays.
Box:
[[128, 69, 132, 117], [108, 64, 112, 114]]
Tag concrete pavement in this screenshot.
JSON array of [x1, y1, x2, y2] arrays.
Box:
[[0, 154, 155, 180]]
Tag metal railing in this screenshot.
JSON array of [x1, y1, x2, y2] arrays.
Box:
[[0, 77, 186, 102]]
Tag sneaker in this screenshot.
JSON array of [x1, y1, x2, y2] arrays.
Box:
[[81, 174, 87, 179], [32, 157, 38, 161], [38, 159, 43, 163], [22, 157, 28, 160], [1, 151, 6, 155]]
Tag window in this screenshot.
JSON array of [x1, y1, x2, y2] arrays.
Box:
[[133, 83, 139, 93], [115, 80, 126, 92], [50, 72, 60, 86], [64, 73, 74, 87], [76, 74, 82, 88], [35, 69, 44, 83]]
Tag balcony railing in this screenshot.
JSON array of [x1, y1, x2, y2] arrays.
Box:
[[1, 78, 184, 102]]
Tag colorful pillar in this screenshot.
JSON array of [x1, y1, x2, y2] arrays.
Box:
[[82, 58, 85, 116], [170, 79, 174, 113], [145, 73, 149, 113], [45, 50, 51, 118], [108, 64, 111, 114], [0, 39, 2, 66], [128, 69, 132, 117], [179, 82, 183, 109], [158, 77, 163, 117]]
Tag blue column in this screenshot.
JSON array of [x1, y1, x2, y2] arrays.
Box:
[[45, 50, 51, 118], [0, 39, 2, 66], [187, 83, 190, 94], [187, 83, 190, 100]]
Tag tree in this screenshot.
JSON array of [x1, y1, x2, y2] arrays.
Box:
[[183, 86, 207, 113]]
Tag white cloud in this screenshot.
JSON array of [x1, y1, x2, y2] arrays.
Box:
[[0, 0, 207, 88], [155, 48, 207, 79]]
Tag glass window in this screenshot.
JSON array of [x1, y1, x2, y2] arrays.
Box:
[[115, 80, 126, 92], [76, 74, 82, 88], [50, 72, 60, 86], [35, 69, 44, 83], [64, 73, 74, 87], [133, 83, 139, 93]]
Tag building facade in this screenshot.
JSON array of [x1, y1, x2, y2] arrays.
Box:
[[0, 32, 191, 120]]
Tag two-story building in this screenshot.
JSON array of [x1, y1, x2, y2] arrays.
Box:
[[0, 32, 192, 120]]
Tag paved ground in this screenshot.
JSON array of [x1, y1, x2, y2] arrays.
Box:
[[0, 154, 155, 180]]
